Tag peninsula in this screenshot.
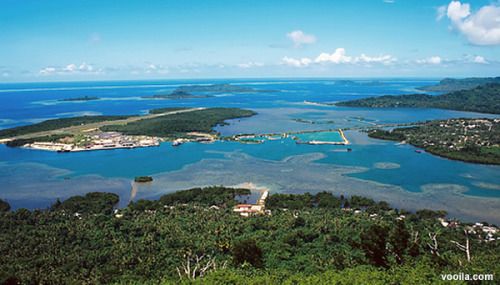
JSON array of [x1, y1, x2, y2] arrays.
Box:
[[0, 107, 256, 152], [418, 77, 500, 92], [368, 118, 500, 164], [336, 83, 500, 114]]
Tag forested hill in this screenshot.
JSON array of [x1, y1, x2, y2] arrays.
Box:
[[419, 77, 500, 92], [336, 83, 500, 114], [0, 187, 498, 284]]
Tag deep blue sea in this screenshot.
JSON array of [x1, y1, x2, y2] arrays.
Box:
[[0, 79, 499, 223]]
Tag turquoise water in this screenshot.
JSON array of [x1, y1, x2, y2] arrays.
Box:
[[293, 131, 343, 143], [0, 79, 499, 222]]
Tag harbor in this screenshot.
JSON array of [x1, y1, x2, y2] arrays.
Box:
[[232, 129, 349, 145]]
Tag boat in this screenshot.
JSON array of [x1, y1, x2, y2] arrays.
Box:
[[347, 148, 352, 152], [415, 149, 423, 153], [172, 140, 182, 146]]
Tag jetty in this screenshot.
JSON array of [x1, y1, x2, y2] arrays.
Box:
[[233, 188, 269, 217]]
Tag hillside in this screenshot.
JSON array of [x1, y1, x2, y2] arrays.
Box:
[[0, 187, 497, 284], [419, 77, 500, 92], [336, 83, 500, 114]]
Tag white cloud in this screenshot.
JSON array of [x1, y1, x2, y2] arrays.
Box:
[[447, 1, 471, 21], [145, 63, 169, 74], [237, 62, 264, 68], [445, 1, 500, 45], [282, 56, 312, 67], [473, 55, 488, 64], [286, 30, 317, 47], [282, 48, 396, 67], [39, 67, 57, 75], [436, 5, 447, 21], [39, 63, 101, 76], [315, 48, 352, 64], [355, 54, 397, 65], [416, 56, 442, 65]]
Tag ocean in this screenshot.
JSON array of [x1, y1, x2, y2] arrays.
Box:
[[0, 79, 499, 223]]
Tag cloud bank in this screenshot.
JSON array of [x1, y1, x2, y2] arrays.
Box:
[[441, 1, 500, 45], [282, 48, 396, 67]]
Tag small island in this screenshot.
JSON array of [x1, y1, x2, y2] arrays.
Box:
[[368, 118, 500, 164], [142, 83, 278, 100], [134, 176, 153, 183], [59, 96, 100, 102], [175, 83, 277, 93], [142, 90, 212, 100], [336, 83, 500, 114]]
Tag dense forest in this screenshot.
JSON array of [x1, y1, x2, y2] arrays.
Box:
[[336, 83, 500, 114], [419, 77, 500, 92], [368, 118, 500, 165], [101, 108, 256, 137], [0, 187, 498, 284]]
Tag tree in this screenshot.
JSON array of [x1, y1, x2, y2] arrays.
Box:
[[360, 223, 388, 268], [0, 199, 10, 212], [389, 220, 410, 264], [231, 239, 263, 268]]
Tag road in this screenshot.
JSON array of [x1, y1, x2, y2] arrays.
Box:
[[3, 107, 206, 141]]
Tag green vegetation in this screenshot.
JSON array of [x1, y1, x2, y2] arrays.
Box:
[[0, 115, 131, 139], [157, 186, 250, 206], [368, 118, 500, 164], [134, 176, 153, 183], [0, 199, 9, 212], [419, 77, 500, 92], [148, 107, 190, 114], [50, 192, 119, 215], [336, 83, 500, 114], [0, 187, 498, 284], [102, 108, 256, 137], [59, 96, 100, 101]]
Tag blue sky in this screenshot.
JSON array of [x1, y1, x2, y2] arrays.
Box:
[[0, 0, 499, 81]]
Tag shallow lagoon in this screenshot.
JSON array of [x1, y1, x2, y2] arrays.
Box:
[[293, 131, 343, 143], [0, 79, 499, 223]]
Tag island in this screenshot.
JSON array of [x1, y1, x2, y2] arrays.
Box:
[[141, 83, 278, 100], [134, 176, 153, 183], [336, 83, 500, 114], [0, 107, 256, 152], [368, 118, 500, 164], [418, 77, 500, 92], [59, 96, 100, 101], [142, 90, 212, 100], [174, 83, 277, 93], [0, 186, 497, 284]]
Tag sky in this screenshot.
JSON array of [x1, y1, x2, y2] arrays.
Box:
[[0, 0, 499, 82]]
